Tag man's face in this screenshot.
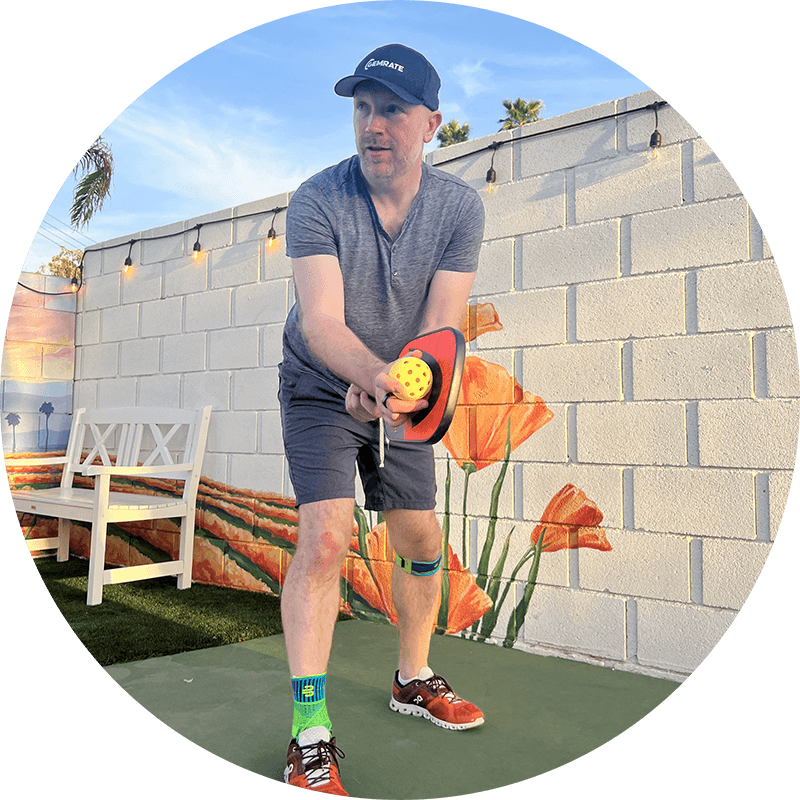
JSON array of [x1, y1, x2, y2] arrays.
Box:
[[353, 83, 442, 185]]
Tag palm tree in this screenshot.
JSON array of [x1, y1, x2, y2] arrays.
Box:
[[6, 412, 20, 453], [39, 402, 54, 450], [437, 119, 471, 148], [498, 98, 544, 130], [70, 136, 114, 229]]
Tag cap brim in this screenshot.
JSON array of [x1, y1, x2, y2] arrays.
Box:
[[334, 75, 423, 106]]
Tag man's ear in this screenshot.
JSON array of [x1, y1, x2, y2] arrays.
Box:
[[424, 110, 443, 144]]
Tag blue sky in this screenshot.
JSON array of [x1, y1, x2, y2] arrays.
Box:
[[23, 0, 650, 271]]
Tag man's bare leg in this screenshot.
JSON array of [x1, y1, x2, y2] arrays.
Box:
[[281, 498, 355, 678], [383, 508, 442, 680]]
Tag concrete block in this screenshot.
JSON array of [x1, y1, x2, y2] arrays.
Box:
[[521, 220, 619, 289], [575, 147, 682, 224], [199, 452, 228, 485], [261, 323, 285, 367], [210, 240, 259, 289], [81, 249, 102, 279], [206, 410, 257, 454], [80, 343, 118, 380], [77, 309, 100, 346], [233, 367, 280, 411], [140, 221, 185, 264], [428, 130, 514, 192], [233, 280, 289, 327], [693, 139, 741, 202], [119, 337, 160, 377], [229, 453, 284, 495], [697, 399, 799, 469], [42, 345, 74, 381], [83, 273, 120, 311], [576, 272, 685, 341], [576, 402, 686, 466], [98, 377, 137, 408], [137, 374, 181, 408], [520, 585, 626, 660], [101, 304, 139, 342], [434, 457, 514, 522], [636, 598, 736, 673], [162, 333, 206, 374], [164, 257, 208, 297], [511, 401, 567, 464], [209, 327, 259, 370], [765, 329, 800, 398], [769, 470, 794, 540], [623, 96, 698, 150], [260, 410, 284, 455], [580, 529, 690, 602], [120, 263, 162, 305], [184, 288, 231, 332], [631, 197, 749, 274], [633, 466, 755, 539], [101, 239, 140, 275], [74, 378, 98, 410], [697, 261, 792, 332], [631, 333, 752, 400], [263, 249, 293, 282], [473, 238, 514, 297], [523, 342, 622, 402], [140, 296, 183, 339], [185, 215, 232, 253], [520, 113, 617, 178], [182, 370, 230, 412], [234, 194, 289, 243], [474, 288, 565, 349], [482, 173, 564, 240], [702, 538, 771, 610]]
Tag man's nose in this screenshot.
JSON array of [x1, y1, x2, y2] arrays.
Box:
[[365, 111, 386, 133]]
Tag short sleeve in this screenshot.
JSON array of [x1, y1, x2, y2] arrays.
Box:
[[436, 188, 485, 273], [285, 182, 339, 259]]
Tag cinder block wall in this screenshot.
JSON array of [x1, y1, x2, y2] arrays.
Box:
[[76, 90, 798, 680]]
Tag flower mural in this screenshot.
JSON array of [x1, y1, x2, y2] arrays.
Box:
[[9, 300, 611, 652]]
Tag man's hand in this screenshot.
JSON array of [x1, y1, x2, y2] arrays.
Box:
[[346, 352, 429, 428]]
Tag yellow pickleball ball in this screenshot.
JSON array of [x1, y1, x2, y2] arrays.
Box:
[[389, 356, 433, 401]]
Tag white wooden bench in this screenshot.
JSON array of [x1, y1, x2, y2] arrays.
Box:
[[9, 405, 211, 605]]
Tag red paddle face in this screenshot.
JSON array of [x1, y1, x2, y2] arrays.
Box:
[[387, 327, 465, 445]]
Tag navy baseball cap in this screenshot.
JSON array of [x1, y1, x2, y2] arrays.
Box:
[[334, 44, 441, 111]]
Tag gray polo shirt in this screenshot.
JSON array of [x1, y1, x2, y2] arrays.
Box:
[[282, 155, 484, 394]]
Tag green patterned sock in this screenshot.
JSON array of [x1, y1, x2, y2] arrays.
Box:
[[291, 674, 332, 738]]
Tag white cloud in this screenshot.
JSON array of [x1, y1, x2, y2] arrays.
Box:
[[105, 93, 335, 208], [450, 60, 493, 98]]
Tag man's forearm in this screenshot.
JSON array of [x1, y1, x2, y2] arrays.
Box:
[[301, 312, 386, 392]]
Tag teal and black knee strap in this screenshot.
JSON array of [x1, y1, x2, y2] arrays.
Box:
[[395, 552, 442, 577]]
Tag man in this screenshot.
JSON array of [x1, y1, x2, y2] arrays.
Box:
[[279, 43, 485, 795]]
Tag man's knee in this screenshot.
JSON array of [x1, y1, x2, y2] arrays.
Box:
[[384, 508, 442, 563], [294, 499, 354, 578]]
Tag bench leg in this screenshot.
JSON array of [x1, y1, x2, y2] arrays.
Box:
[[87, 520, 108, 606], [57, 518, 70, 562], [176, 511, 195, 591]]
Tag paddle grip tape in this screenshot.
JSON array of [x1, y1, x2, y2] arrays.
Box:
[[395, 551, 442, 577]]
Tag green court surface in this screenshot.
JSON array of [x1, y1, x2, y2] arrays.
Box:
[[106, 620, 678, 798]]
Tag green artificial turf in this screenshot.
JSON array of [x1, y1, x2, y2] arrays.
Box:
[[33, 555, 291, 666]]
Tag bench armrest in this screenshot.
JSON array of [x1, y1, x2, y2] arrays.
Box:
[[5, 456, 68, 467], [83, 463, 194, 477]]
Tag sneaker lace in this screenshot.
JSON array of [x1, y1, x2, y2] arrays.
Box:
[[425, 674, 462, 704], [298, 739, 346, 787]]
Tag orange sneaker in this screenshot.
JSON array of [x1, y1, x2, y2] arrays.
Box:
[[284, 727, 348, 795], [389, 668, 484, 731]]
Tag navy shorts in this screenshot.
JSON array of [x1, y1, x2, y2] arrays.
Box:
[[278, 366, 437, 511]]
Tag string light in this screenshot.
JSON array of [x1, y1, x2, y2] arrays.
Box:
[[19, 102, 669, 298], [123, 239, 135, 278], [648, 101, 666, 149], [485, 142, 501, 193], [266, 208, 280, 251], [191, 223, 204, 263]]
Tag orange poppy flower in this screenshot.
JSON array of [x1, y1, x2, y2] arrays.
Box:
[[531, 484, 611, 552], [345, 523, 491, 632], [442, 357, 553, 470], [458, 302, 503, 343]]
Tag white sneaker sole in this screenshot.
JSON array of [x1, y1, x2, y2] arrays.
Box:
[[389, 697, 485, 730]]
